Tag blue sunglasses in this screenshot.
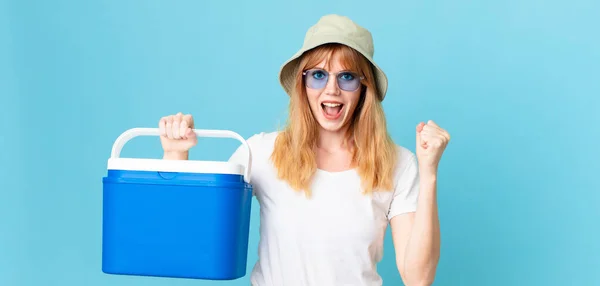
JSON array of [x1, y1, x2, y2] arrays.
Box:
[[302, 69, 365, 91]]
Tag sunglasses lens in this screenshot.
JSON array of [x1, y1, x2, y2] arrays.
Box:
[[337, 72, 360, 91], [305, 70, 328, 89]]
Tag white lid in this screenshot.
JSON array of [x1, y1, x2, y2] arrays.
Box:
[[107, 128, 252, 182], [107, 158, 244, 175]]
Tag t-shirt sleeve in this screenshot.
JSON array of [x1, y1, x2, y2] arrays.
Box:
[[387, 153, 420, 220]]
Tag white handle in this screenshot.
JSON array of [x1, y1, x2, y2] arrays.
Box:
[[110, 127, 252, 183]]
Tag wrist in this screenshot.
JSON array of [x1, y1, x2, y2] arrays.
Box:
[[163, 151, 189, 160], [418, 172, 438, 199], [421, 174, 437, 186], [419, 166, 437, 178], [419, 168, 438, 183]]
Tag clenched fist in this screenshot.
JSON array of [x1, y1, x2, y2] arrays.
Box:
[[416, 120, 450, 176], [159, 112, 197, 159]]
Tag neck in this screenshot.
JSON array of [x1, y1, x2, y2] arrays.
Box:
[[316, 126, 352, 152]]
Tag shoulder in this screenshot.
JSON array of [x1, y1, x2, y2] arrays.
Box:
[[245, 131, 280, 149], [394, 144, 417, 168], [384, 144, 420, 219], [243, 131, 281, 160], [246, 131, 280, 143], [392, 144, 418, 182]]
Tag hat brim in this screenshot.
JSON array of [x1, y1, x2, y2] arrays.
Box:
[[278, 34, 388, 101]]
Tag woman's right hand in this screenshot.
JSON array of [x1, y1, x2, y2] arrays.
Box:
[[159, 112, 197, 160]]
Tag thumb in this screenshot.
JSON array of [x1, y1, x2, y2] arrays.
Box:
[[185, 128, 197, 139], [416, 122, 425, 146]]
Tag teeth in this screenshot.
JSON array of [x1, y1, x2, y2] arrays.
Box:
[[322, 102, 342, 107]]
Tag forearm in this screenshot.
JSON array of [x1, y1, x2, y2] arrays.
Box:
[[403, 172, 441, 285]]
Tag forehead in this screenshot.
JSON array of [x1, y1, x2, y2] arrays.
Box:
[[311, 50, 353, 72]]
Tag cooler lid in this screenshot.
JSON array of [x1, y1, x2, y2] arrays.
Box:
[[107, 127, 251, 183], [107, 158, 244, 176]]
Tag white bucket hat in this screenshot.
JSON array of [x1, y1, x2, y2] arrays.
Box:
[[279, 14, 388, 101]]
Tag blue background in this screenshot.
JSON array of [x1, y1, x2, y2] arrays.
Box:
[[1, 0, 599, 285]]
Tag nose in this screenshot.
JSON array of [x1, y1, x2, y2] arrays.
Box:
[[323, 74, 340, 96]]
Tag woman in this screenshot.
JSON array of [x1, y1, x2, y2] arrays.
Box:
[[158, 14, 450, 286]]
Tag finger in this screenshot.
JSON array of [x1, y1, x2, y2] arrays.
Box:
[[185, 128, 196, 139], [166, 116, 174, 139], [172, 118, 181, 139], [427, 120, 439, 128], [416, 122, 425, 133], [423, 131, 447, 144], [429, 138, 444, 148], [173, 112, 184, 139], [442, 130, 451, 142], [420, 131, 432, 145], [426, 120, 451, 142], [420, 130, 440, 147], [420, 128, 435, 138], [419, 133, 429, 149], [423, 125, 449, 142], [437, 132, 449, 143], [183, 114, 194, 129], [180, 119, 189, 139], [428, 127, 449, 142], [423, 123, 443, 134], [174, 112, 184, 138], [159, 117, 167, 137], [416, 122, 425, 145]]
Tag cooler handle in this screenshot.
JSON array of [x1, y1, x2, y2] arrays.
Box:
[[110, 127, 252, 183]]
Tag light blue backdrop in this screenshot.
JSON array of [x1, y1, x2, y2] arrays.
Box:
[[1, 0, 599, 285]]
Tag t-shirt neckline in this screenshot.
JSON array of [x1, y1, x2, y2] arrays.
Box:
[[315, 168, 357, 176]]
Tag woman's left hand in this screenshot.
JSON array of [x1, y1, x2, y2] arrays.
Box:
[[416, 120, 451, 177]]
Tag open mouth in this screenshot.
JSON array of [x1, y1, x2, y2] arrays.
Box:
[[321, 102, 344, 120]]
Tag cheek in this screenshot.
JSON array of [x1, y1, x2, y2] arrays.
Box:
[[306, 90, 320, 106], [344, 91, 362, 111]]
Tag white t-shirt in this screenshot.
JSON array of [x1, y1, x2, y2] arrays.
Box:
[[229, 132, 420, 286]]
